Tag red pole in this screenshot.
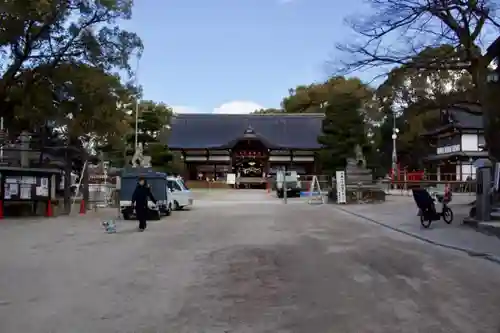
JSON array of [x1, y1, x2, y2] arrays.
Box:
[[79, 200, 86, 215], [0, 200, 3, 219], [46, 200, 53, 217]]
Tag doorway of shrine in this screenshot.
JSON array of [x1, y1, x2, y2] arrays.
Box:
[[232, 139, 268, 188]]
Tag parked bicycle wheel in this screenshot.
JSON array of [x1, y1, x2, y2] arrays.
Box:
[[442, 206, 453, 224], [420, 214, 432, 228]]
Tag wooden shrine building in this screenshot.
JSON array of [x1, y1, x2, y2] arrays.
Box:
[[165, 113, 324, 185], [422, 102, 487, 181]]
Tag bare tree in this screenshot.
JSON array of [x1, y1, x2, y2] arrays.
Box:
[[336, 0, 500, 159]]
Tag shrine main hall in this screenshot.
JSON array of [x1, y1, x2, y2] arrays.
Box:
[[165, 113, 324, 182]]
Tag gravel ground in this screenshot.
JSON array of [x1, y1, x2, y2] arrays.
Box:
[[0, 190, 499, 333]]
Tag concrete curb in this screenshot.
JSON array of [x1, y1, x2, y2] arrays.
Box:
[[333, 206, 500, 266], [463, 218, 500, 239]]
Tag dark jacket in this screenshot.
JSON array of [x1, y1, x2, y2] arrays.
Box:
[[132, 184, 157, 209]]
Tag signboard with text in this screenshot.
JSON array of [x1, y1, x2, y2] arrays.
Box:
[[436, 144, 460, 155], [336, 171, 346, 204]]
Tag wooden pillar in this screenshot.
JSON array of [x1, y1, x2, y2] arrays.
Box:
[[0, 172, 4, 218], [181, 150, 189, 179], [459, 160, 463, 182], [183, 162, 190, 180], [313, 152, 319, 174], [228, 149, 232, 172]]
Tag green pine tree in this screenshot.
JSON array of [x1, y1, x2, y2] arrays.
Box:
[[317, 93, 367, 173]]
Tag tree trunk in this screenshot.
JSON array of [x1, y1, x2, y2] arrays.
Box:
[[483, 79, 500, 162], [474, 59, 500, 162], [474, 40, 500, 162]]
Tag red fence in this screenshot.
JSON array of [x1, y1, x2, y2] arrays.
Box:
[[390, 167, 425, 182]]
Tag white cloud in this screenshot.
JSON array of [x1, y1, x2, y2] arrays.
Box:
[[172, 100, 266, 114], [213, 100, 264, 114]]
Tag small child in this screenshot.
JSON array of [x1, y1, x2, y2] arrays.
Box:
[[102, 220, 117, 233]]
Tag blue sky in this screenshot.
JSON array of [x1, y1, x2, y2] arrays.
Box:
[[123, 0, 368, 114]]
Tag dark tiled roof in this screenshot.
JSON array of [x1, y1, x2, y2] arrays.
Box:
[[424, 151, 488, 161], [0, 146, 64, 167], [449, 105, 483, 129], [421, 102, 483, 136], [166, 113, 324, 149]]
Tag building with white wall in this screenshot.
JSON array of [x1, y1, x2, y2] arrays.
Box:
[[422, 102, 487, 181]]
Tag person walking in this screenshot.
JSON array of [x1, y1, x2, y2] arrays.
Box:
[[131, 177, 157, 232]]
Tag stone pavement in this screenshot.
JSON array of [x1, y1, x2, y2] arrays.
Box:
[[335, 195, 500, 262], [1, 190, 500, 332]]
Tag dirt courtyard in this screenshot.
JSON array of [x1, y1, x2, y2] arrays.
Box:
[[0, 190, 499, 332]]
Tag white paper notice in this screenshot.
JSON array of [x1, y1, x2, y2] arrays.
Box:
[[5, 177, 16, 184], [4, 189, 10, 199], [20, 186, 31, 199], [41, 178, 49, 189], [9, 184, 18, 196], [36, 186, 48, 196], [21, 176, 35, 184]]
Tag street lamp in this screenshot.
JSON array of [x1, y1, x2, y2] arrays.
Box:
[[133, 55, 141, 151], [391, 127, 399, 181]]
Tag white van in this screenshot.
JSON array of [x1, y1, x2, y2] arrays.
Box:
[[167, 176, 194, 210], [119, 171, 174, 220], [274, 170, 302, 198]]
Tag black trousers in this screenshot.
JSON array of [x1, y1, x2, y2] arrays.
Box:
[[136, 207, 147, 230]]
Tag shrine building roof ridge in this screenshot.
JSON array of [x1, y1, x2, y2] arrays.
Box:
[[165, 113, 324, 150]]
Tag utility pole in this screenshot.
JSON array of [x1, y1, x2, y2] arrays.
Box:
[[134, 55, 141, 152]]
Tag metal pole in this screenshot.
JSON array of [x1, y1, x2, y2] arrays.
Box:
[[392, 111, 398, 189], [0, 116, 4, 162], [103, 163, 108, 207], [116, 176, 121, 219], [134, 55, 140, 150], [283, 166, 287, 204], [392, 112, 397, 172], [392, 137, 397, 171], [134, 100, 139, 150]]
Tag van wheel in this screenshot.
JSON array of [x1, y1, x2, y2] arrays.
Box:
[[166, 203, 172, 216], [174, 201, 181, 210], [277, 190, 283, 198], [123, 213, 130, 220], [152, 211, 161, 220]]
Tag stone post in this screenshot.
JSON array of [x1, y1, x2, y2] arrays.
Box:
[[474, 158, 493, 221]]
